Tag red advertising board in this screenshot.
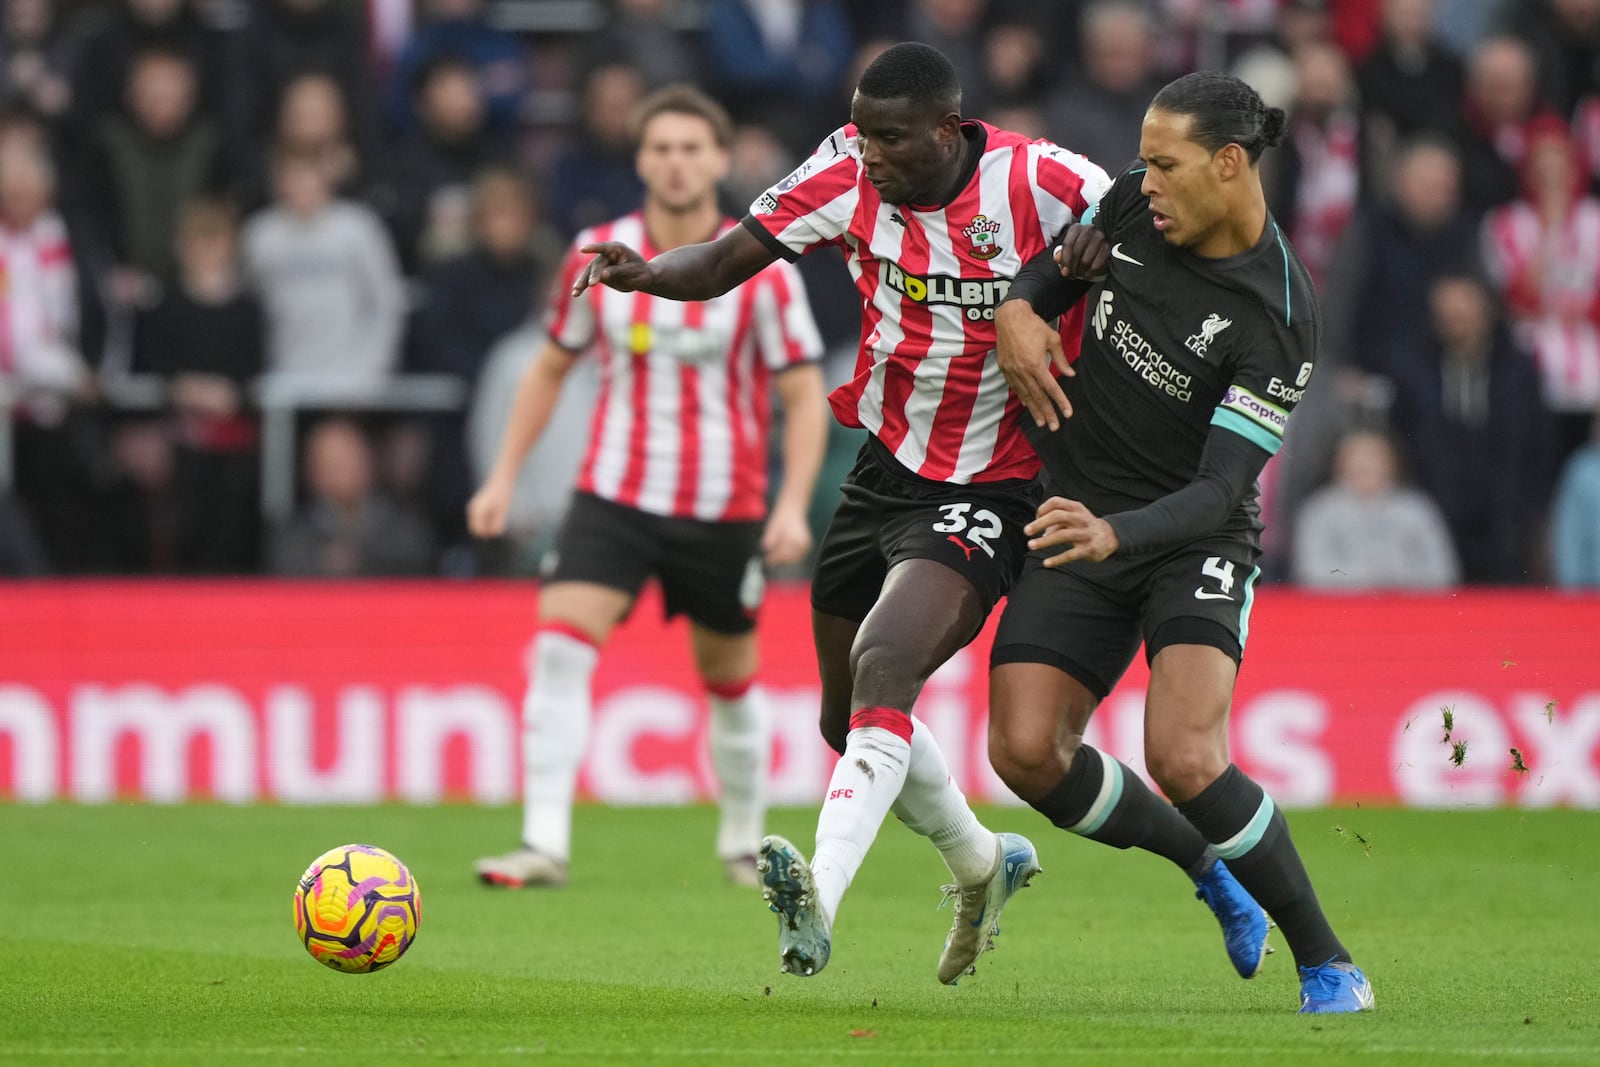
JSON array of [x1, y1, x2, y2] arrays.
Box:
[[0, 582, 1596, 808]]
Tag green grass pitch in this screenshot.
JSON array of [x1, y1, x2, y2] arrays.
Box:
[[1, 804, 1596, 1064]]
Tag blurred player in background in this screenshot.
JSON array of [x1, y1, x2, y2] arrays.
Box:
[[470, 85, 828, 889], [992, 72, 1372, 1013], [573, 44, 1225, 986]]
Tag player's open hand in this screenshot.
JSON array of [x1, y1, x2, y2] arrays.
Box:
[[573, 242, 650, 296], [995, 300, 1074, 431], [1054, 223, 1110, 281], [761, 503, 812, 567], [1025, 496, 1119, 565], [466, 477, 514, 539]]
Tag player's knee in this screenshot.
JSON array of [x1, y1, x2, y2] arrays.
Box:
[[849, 640, 924, 707], [1145, 743, 1226, 804], [987, 718, 1063, 790]]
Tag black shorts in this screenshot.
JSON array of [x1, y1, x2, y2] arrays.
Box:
[[990, 537, 1263, 701], [545, 492, 764, 635], [810, 437, 1039, 622]]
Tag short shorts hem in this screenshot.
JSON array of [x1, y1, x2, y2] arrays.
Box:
[[1145, 616, 1242, 665], [989, 642, 1113, 702]]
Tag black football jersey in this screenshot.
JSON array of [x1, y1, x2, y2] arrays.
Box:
[[1027, 164, 1322, 543]]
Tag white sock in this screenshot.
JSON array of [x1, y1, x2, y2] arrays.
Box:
[[708, 680, 768, 860], [891, 716, 999, 886], [811, 714, 912, 924], [520, 627, 599, 862]]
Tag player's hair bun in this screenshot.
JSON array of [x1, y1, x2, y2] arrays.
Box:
[[1260, 106, 1288, 149]]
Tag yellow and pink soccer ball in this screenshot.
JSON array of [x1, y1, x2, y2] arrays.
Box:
[[293, 844, 420, 973]]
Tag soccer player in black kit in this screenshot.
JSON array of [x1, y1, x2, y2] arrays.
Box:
[[989, 72, 1373, 1013]]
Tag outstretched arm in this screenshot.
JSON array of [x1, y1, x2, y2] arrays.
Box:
[[466, 338, 579, 538], [763, 363, 829, 566], [572, 224, 779, 302]]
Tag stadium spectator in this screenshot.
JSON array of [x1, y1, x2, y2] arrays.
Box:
[[1551, 409, 1600, 586], [901, 0, 985, 108], [545, 61, 646, 238], [1328, 0, 1385, 62], [270, 416, 435, 576], [1292, 427, 1460, 589], [1160, 0, 1286, 71], [1482, 118, 1600, 458], [722, 123, 793, 214], [0, 0, 75, 129], [1225, 0, 1331, 115], [1391, 273, 1553, 583], [702, 0, 853, 154], [67, 0, 223, 138], [75, 47, 227, 307], [384, 0, 527, 137], [1265, 40, 1362, 286], [578, 0, 701, 91], [411, 166, 547, 556], [1503, 0, 1600, 119], [130, 197, 264, 572], [1047, 0, 1167, 172], [1356, 0, 1464, 187], [1572, 90, 1600, 186], [257, 71, 366, 206], [980, 19, 1051, 113], [0, 140, 100, 570], [242, 147, 405, 391], [1434, 0, 1497, 56], [384, 55, 515, 273], [217, 0, 378, 201], [1457, 35, 1557, 218], [1326, 136, 1480, 381], [0, 142, 84, 405]]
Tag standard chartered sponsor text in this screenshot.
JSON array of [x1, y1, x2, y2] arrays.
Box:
[[1111, 318, 1192, 401]]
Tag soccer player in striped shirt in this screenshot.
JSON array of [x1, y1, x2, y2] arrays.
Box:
[[470, 86, 829, 891], [576, 43, 1119, 983]]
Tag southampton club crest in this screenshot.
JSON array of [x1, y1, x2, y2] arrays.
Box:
[[1185, 312, 1233, 358], [962, 215, 1003, 261]]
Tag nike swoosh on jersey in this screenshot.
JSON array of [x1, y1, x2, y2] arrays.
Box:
[[1193, 589, 1234, 601], [1110, 243, 1144, 266]]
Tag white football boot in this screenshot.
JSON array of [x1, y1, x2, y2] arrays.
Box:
[[936, 832, 1041, 985], [474, 847, 569, 888]]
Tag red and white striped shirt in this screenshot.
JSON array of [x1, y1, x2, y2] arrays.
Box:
[[1481, 197, 1600, 411], [746, 121, 1110, 484], [0, 212, 78, 385], [547, 214, 822, 521]]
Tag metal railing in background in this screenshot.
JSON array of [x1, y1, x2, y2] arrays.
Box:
[[252, 375, 468, 523], [0, 374, 467, 526]]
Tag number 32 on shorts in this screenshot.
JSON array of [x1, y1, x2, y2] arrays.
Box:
[[932, 502, 1002, 558]]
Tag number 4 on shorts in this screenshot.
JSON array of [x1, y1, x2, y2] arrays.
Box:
[[1202, 556, 1235, 592], [932, 503, 1001, 558]]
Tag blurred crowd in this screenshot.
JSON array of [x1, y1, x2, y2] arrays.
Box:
[[0, 0, 1598, 588]]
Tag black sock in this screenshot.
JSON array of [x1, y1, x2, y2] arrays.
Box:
[[1030, 745, 1210, 871], [1178, 765, 1351, 968]]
